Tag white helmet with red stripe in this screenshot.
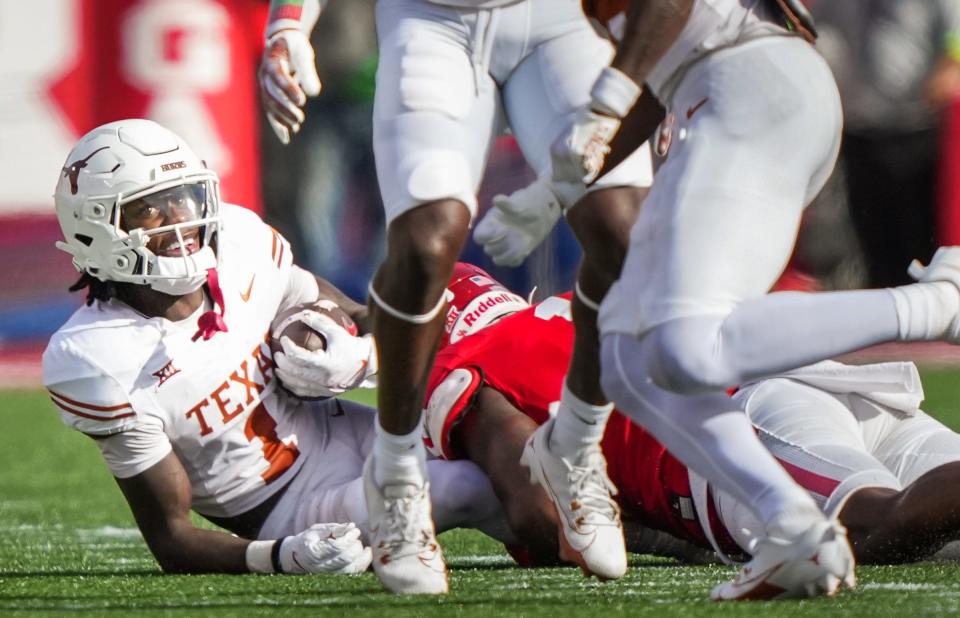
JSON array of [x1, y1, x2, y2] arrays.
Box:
[[441, 262, 528, 348]]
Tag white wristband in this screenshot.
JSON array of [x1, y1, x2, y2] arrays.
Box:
[[590, 66, 642, 118], [246, 540, 278, 574]]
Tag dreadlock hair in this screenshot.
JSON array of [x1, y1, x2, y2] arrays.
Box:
[[68, 272, 119, 306]]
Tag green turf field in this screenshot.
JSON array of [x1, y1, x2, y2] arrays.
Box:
[[3, 369, 960, 615]]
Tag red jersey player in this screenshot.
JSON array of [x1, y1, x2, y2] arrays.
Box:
[[425, 263, 960, 576]]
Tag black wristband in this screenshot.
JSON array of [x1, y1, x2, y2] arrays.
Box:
[[271, 537, 288, 574]]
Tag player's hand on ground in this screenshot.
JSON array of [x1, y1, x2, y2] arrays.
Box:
[[473, 177, 569, 267], [278, 523, 372, 574], [259, 29, 322, 144], [274, 310, 378, 398]]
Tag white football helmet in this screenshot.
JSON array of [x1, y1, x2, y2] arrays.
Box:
[[54, 119, 222, 295]]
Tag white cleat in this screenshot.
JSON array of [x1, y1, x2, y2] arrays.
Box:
[[711, 518, 856, 601], [908, 246, 960, 342], [362, 459, 449, 594], [520, 419, 627, 580]]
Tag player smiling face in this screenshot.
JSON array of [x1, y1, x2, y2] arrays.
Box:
[[120, 183, 208, 258]]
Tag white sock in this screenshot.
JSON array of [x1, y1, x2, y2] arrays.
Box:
[[548, 382, 614, 460], [372, 420, 427, 488], [888, 282, 960, 341]]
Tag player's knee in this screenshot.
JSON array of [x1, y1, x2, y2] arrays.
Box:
[[387, 202, 470, 282], [646, 323, 736, 394], [569, 186, 644, 278]]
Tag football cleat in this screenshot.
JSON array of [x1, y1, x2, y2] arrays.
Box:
[[908, 246, 960, 342], [362, 458, 449, 594], [711, 518, 856, 601], [520, 419, 627, 580]]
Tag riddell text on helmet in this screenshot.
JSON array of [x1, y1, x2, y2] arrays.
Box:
[[461, 292, 519, 327]]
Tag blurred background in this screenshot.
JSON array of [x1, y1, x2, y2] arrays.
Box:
[[1, 0, 959, 387]]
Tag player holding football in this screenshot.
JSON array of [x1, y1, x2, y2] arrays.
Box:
[[425, 265, 960, 594], [258, 0, 657, 592], [485, 0, 960, 600], [44, 120, 511, 577]]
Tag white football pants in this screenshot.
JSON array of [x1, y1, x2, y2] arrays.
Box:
[[709, 374, 960, 558], [257, 400, 513, 544], [598, 35, 910, 531], [373, 0, 652, 222]]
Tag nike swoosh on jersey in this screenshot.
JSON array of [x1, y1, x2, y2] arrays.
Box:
[[686, 97, 709, 119], [240, 275, 256, 302]]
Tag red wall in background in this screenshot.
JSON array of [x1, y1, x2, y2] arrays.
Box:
[[41, 0, 267, 213], [939, 100, 960, 245]]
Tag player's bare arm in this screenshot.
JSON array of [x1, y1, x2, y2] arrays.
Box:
[[114, 451, 250, 573], [450, 387, 563, 567], [596, 89, 664, 179], [315, 276, 371, 334], [613, 0, 694, 88], [112, 449, 370, 575]]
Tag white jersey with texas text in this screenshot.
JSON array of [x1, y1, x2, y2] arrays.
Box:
[[43, 204, 318, 518]]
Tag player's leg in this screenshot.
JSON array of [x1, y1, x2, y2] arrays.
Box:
[[837, 463, 960, 563], [602, 41, 959, 396], [840, 401, 960, 562], [262, 399, 514, 546], [365, 0, 501, 593], [452, 386, 564, 566], [600, 38, 855, 600], [716, 378, 904, 559], [500, 10, 653, 579]]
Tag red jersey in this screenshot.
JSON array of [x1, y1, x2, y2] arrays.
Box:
[[425, 294, 740, 554]]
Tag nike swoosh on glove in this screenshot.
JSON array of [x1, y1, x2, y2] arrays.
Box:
[[278, 523, 372, 574]]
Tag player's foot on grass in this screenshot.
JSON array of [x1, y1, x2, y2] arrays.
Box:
[[520, 418, 627, 580], [711, 518, 856, 601], [363, 458, 448, 594]]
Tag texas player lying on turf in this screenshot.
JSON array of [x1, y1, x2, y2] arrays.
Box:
[[424, 265, 960, 576], [44, 120, 512, 575]]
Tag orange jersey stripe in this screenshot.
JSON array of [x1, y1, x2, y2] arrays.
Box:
[[48, 389, 131, 412], [50, 397, 135, 422]]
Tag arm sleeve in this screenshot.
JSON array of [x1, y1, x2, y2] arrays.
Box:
[[94, 414, 173, 479]]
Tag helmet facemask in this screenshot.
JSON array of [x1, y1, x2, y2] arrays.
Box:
[[115, 179, 222, 295]]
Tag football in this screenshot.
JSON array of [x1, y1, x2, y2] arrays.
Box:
[[269, 300, 358, 358]]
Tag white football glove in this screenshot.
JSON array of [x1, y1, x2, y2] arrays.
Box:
[[259, 29, 322, 144], [274, 311, 378, 399], [550, 67, 641, 185], [278, 523, 372, 574], [472, 177, 569, 267]]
